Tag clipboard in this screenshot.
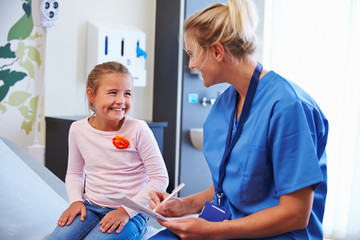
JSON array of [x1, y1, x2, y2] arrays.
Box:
[[106, 194, 170, 221]]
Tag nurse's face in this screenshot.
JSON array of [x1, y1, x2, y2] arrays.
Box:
[[185, 36, 221, 88]]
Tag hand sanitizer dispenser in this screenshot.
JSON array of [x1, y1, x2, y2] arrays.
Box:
[[86, 21, 147, 87]]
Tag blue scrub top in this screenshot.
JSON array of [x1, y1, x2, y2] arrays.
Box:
[[203, 71, 328, 239]]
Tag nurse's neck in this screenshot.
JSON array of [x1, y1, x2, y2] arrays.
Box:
[[227, 56, 267, 121], [227, 57, 257, 96], [226, 57, 258, 120]]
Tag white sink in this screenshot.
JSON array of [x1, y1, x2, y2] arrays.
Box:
[[189, 128, 203, 151]]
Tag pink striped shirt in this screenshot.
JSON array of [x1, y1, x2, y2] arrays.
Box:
[[65, 117, 169, 218]]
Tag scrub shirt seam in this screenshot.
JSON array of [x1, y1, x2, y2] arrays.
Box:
[[278, 76, 301, 100], [277, 77, 321, 115], [277, 176, 324, 196]]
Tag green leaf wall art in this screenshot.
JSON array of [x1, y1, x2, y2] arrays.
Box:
[[0, 69, 27, 102], [0, 0, 42, 135], [7, 1, 33, 41], [0, 43, 16, 58]]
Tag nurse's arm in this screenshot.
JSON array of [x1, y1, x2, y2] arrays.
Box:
[[211, 186, 314, 239], [182, 184, 215, 214]]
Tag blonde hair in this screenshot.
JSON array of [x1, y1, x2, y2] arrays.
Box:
[[184, 0, 258, 61], [86, 61, 132, 114]]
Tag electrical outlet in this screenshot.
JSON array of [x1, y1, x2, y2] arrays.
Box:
[[32, 0, 60, 29]]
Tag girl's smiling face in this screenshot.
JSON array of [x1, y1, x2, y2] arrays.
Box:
[[87, 72, 132, 131]]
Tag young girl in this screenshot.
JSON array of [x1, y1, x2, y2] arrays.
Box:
[[49, 61, 169, 240]]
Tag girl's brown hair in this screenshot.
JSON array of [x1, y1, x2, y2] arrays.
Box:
[[86, 61, 132, 114]]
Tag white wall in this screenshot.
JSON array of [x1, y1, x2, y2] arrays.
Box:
[[43, 0, 156, 121], [263, 1, 360, 238]]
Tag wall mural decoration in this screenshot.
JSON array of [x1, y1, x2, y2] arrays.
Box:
[[0, 0, 42, 136]]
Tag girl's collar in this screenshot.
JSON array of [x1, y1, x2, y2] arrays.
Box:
[[88, 116, 125, 131]]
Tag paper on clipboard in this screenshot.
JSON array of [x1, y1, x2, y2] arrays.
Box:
[[106, 194, 170, 221]]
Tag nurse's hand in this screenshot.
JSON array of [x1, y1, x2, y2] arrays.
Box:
[[149, 190, 187, 217], [159, 217, 217, 240]]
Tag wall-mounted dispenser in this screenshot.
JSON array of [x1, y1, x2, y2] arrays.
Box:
[[32, 0, 60, 30], [86, 21, 147, 87]]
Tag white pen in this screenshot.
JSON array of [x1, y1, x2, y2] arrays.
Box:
[[153, 183, 185, 212]]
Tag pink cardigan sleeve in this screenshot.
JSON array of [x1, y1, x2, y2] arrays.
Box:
[[65, 123, 86, 204]]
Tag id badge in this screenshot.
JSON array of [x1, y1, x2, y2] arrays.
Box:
[[198, 201, 231, 222]]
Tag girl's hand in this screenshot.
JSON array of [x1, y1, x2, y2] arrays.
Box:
[[160, 217, 216, 240], [148, 190, 186, 217], [100, 207, 130, 234], [57, 201, 86, 227]]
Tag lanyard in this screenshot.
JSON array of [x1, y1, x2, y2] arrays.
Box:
[[216, 63, 263, 206]]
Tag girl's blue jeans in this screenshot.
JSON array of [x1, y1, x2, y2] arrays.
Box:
[[148, 229, 179, 239], [48, 201, 147, 240]]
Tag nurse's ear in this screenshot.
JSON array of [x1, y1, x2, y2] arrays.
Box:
[[210, 42, 225, 62]]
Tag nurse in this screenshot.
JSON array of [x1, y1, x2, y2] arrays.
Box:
[[149, 0, 328, 239]]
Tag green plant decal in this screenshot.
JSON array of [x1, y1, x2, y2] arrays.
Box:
[[0, 69, 27, 102], [19, 95, 38, 134], [8, 91, 31, 106], [7, 1, 33, 41], [0, 103, 7, 114], [0, 0, 42, 135], [0, 43, 16, 58]]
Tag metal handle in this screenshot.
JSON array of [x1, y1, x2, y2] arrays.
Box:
[[201, 97, 216, 106]]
